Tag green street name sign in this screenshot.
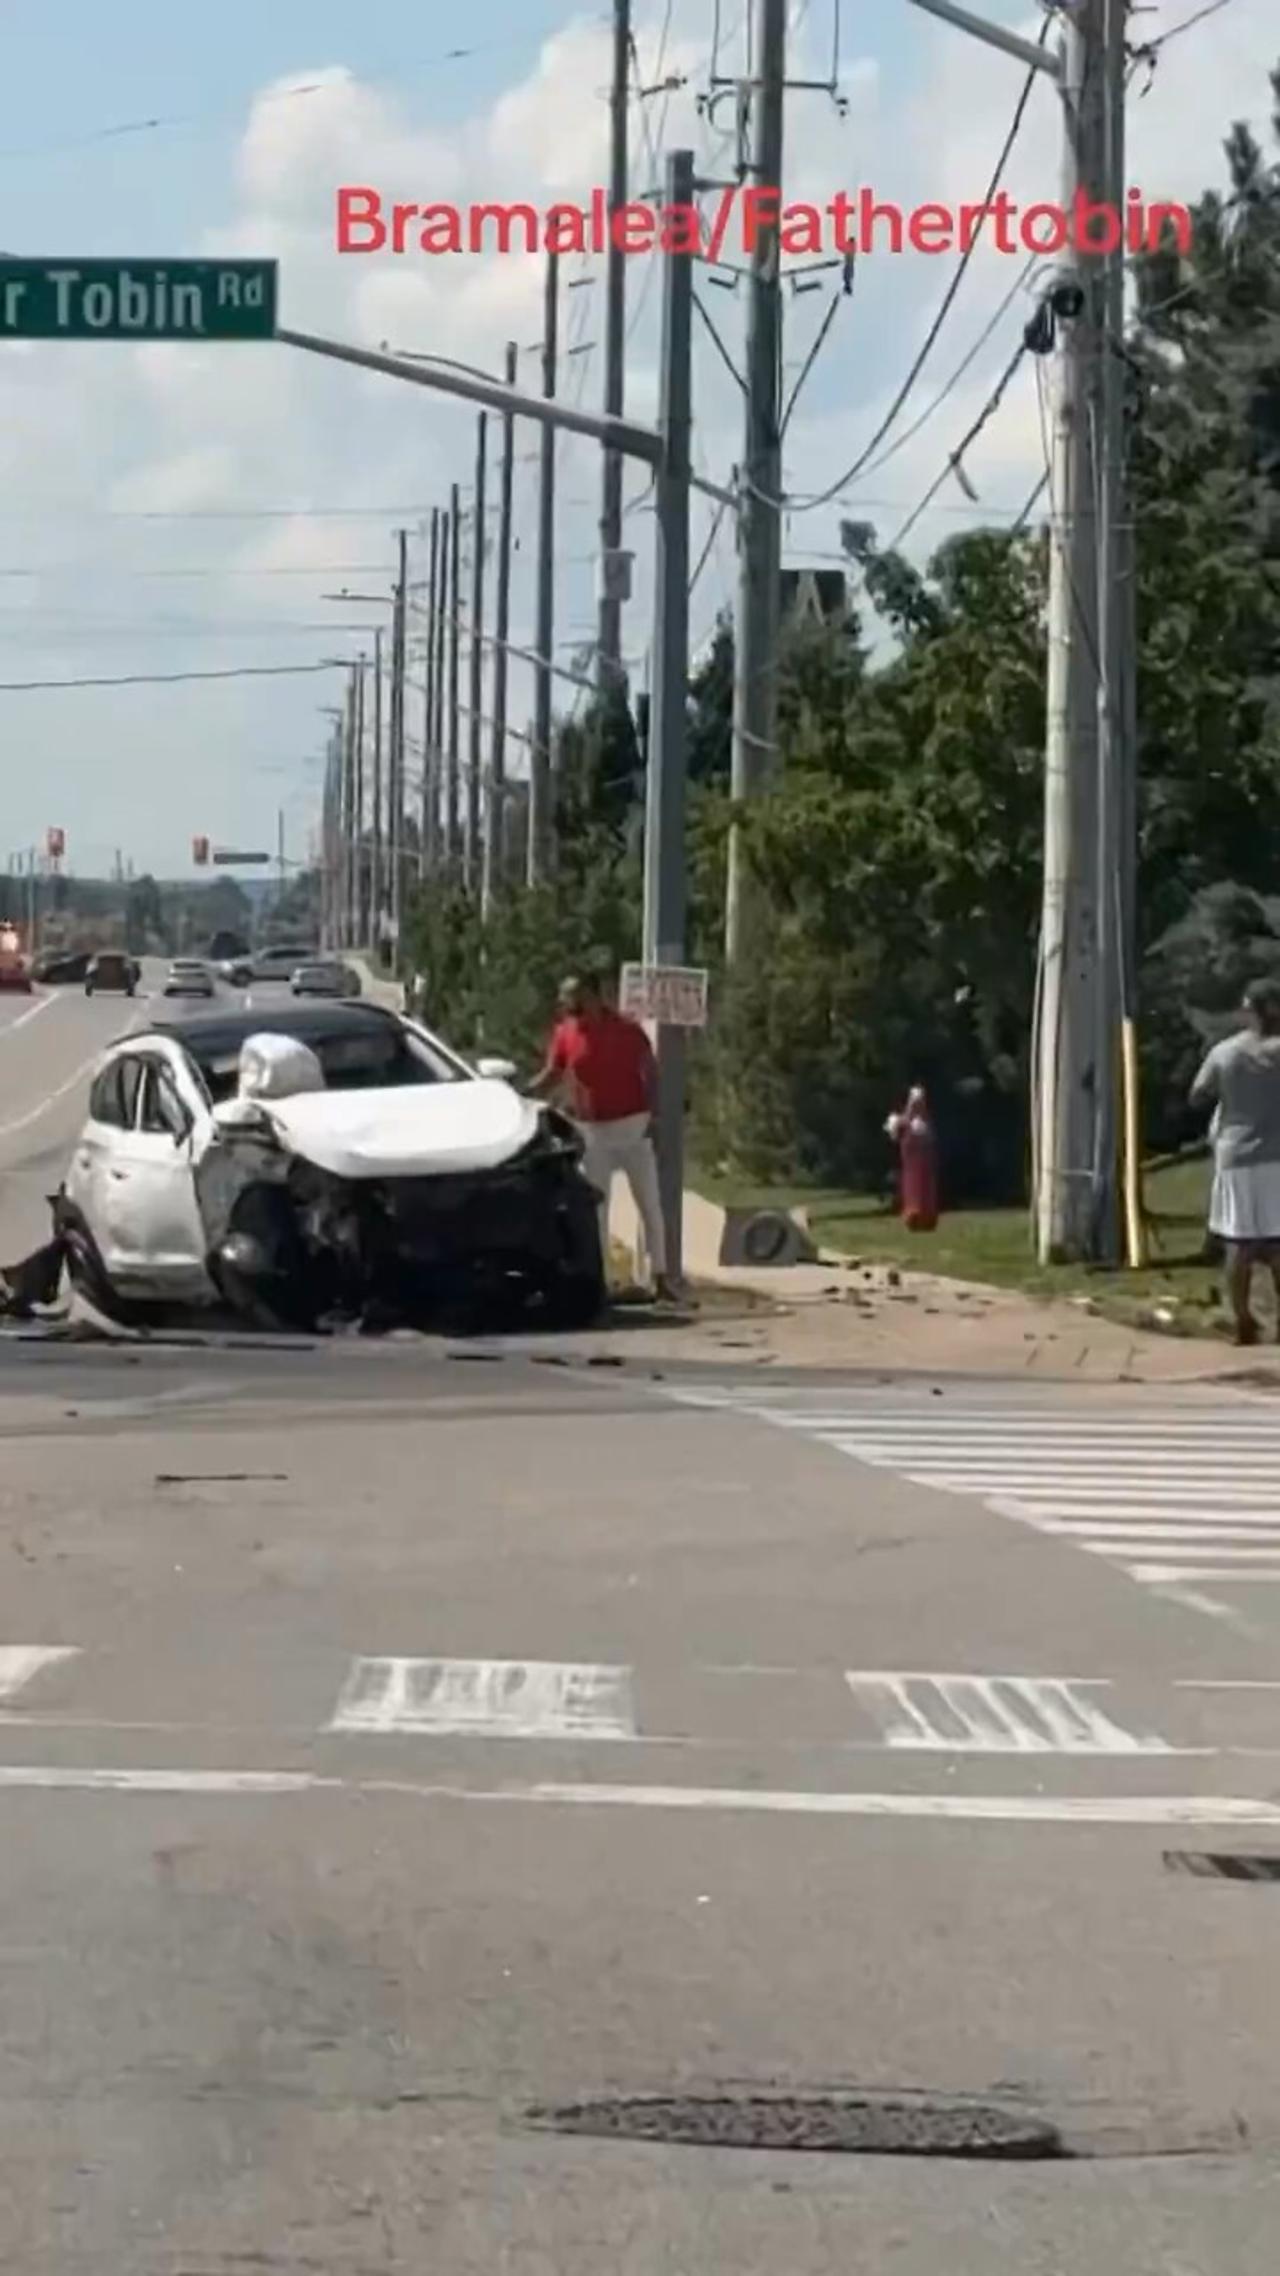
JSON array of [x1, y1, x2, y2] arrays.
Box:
[[0, 259, 277, 341]]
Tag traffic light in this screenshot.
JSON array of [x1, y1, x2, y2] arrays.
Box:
[[46, 826, 65, 860], [192, 834, 210, 866]]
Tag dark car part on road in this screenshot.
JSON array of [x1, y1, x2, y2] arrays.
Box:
[[1164, 1851, 1280, 1882], [0, 1236, 65, 1319], [529, 2093, 1068, 2159]]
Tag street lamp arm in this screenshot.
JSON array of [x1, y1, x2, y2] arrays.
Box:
[[277, 327, 662, 466], [902, 0, 1061, 76]]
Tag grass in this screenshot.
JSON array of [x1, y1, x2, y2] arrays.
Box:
[[695, 1153, 1232, 1338]]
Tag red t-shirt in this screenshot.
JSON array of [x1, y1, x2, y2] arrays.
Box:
[[549, 1008, 654, 1123]]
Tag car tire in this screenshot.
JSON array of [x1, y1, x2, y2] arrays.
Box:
[[539, 1183, 607, 1329]]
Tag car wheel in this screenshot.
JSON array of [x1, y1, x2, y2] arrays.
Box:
[[539, 1183, 607, 1329]]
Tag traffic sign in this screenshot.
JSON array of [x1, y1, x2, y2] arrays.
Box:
[[0, 260, 277, 342], [619, 962, 709, 1027], [212, 849, 270, 865]]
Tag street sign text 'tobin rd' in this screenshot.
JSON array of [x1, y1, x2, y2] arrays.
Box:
[[0, 260, 278, 341]]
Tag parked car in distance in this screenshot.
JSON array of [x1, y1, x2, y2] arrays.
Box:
[[32, 948, 91, 984], [290, 959, 360, 999], [161, 960, 215, 999], [216, 957, 252, 985], [84, 951, 138, 997], [0, 924, 32, 992], [249, 944, 318, 984]]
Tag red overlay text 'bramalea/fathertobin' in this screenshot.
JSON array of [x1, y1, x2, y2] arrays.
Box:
[[336, 183, 1192, 260]]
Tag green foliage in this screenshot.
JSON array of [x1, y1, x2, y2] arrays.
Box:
[[406, 59, 1280, 1208]]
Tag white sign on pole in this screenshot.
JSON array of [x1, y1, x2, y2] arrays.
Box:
[[619, 962, 709, 1028]]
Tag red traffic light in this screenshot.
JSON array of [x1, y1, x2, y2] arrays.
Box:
[[192, 834, 210, 866], [46, 826, 65, 859]]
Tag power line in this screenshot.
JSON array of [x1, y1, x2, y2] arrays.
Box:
[[852, 255, 1037, 483], [0, 32, 539, 165], [1143, 0, 1238, 51], [883, 339, 1030, 552], [0, 505, 434, 522], [781, 282, 847, 436], [781, 5, 1051, 515], [0, 659, 348, 691]]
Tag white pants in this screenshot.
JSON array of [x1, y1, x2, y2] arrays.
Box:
[[579, 1113, 667, 1279]]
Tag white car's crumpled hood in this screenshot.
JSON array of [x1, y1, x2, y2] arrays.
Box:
[[259, 1078, 541, 1180]]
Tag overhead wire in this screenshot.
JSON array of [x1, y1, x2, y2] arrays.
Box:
[[0, 660, 349, 691], [779, 4, 1053, 514]]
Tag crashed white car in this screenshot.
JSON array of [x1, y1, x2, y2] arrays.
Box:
[[53, 1001, 605, 1331]]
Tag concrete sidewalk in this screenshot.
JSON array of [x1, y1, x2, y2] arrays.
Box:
[[611, 1182, 1265, 1386]]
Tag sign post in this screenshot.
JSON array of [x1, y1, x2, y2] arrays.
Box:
[[0, 260, 277, 342]]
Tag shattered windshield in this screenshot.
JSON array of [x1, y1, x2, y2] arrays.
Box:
[[191, 1023, 463, 1105]]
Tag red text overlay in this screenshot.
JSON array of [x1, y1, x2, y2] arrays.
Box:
[[337, 184, 1192, 260]]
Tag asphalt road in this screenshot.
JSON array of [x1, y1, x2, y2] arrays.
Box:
[[5, 974, 1280, 2269], [1, 1334, 1280, 2273]]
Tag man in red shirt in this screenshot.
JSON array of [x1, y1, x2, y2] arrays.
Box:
[[532, 972, 674, 1298]]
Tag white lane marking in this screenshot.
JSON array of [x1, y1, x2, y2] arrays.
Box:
[[0, 1764, 1277, 1823], [1040, 1520, 1280, 1537], [844, 1672, 1170, 1754], [992, 1500, 1280, 1522], [1132, 1566, 1280, 1585], [906, 1478, 1280, 1503], [0, 1004, 149, 1140], [1082, 1543, 1280, 1564], [0, 1767, 325, 1794], [329, 1656, 636, 1739], [0, 1647, 78, 1703], [0, 993, 59, 1036]]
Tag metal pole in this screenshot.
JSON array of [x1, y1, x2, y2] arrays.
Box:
[[341, 669, 357, 945], [389, 528, 408, 941], [353, 658, 365, 943], [447, 487, 462, 869], [1091, 0, 1127, 1264], [644, 148, 695, 1288], [422, 507, 440, 876], [727, 0, 786, 965], [433, 499, 448, 813], [466, 412, 488, 894], [529, 248, 558, 887], [277, 808, 285, 908], [1035, 0, 1106, 1264], [370, 624, 384, 935], [485, 343, 517, 916], [597, 0, 630, 692], [349, 663, 365, 943]]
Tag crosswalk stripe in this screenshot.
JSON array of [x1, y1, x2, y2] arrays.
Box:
[[843, 1672, 1170, 1754], [0, 1647, 77, 1703], [328, 1657, 636, 1739], [672, 1388, 1280, 1618]]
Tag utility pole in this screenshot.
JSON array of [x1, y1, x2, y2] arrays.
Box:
[[466, 413, 488, 893], [644, 147, 695, 1286], [421, 506, 441, 877], [726, 0, 786, 966], [484, 343, 517, 916], [277, 808, 286, 907], [1035, 0, 1124, 1263], [597, 0, 630, 692], [529, 248, 558, 887], [389, 527, 408, 943], [446, 485, 462, 869], [433, 498, 449, 849], [370, 624, 384, 936], [341, 668, 357, 944], [353, 654, 366, 942]]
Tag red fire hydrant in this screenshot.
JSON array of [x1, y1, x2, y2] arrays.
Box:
[[885, 1086, 940, 1232]]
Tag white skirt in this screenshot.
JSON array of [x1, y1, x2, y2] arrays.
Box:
[[1209, 1160, 1280, 1243]]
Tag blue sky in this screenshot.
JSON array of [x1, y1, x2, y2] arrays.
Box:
[[0, 0, 1274, 880]]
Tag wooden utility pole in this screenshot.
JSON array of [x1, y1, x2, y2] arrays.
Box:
[[484, 343, 517, 916], [529, 249, 558, 886]]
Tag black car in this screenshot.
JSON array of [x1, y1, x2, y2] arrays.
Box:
[[31, 948, 90, 984], [84, 951, 138, 996]]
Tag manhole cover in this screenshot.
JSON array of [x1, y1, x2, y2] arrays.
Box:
[[528, 2094, 1066, 2158], [1164, 1850, 1280, 1882]]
